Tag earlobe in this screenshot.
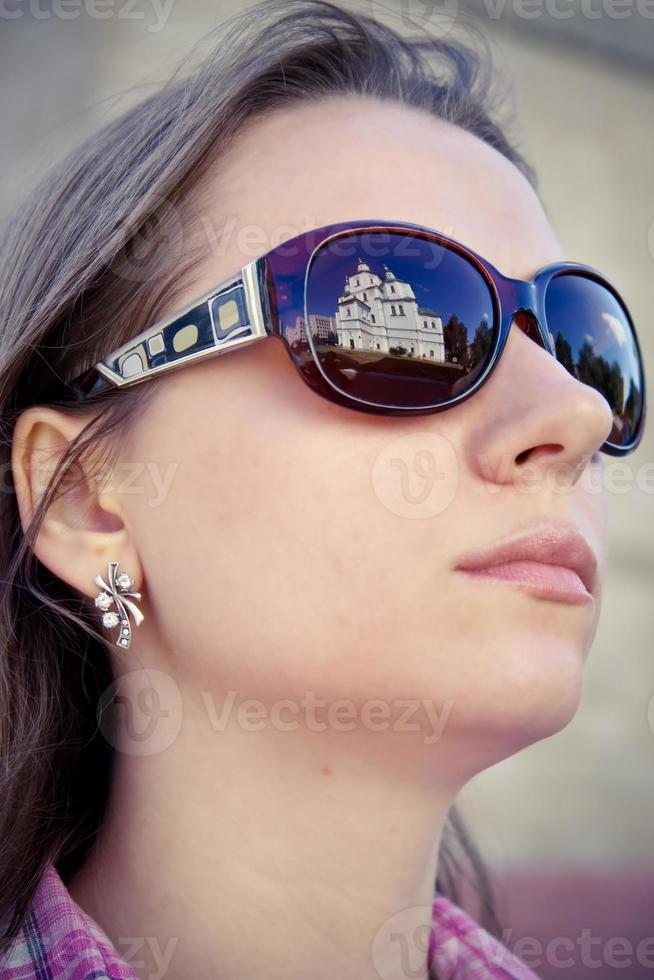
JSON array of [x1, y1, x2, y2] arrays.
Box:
[[10, 404, 144, 607]]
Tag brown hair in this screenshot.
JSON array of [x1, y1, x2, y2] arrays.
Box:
[[0, 0, 537, 953]]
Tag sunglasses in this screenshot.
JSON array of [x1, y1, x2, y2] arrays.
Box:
[[67, 218, 646, 456]]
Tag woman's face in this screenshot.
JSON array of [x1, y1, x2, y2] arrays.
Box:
[[117, 96, 613, 774]]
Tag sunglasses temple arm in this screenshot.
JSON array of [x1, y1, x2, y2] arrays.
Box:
[[66, 263, 269, 398]]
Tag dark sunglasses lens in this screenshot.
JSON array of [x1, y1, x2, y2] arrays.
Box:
[[544, 273, 645, 449], [304, 232, 497, 409]]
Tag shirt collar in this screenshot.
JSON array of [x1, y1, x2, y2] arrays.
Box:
[[1, 864, 539, 979]]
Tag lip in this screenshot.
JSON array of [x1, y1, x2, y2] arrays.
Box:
[[453, 523, 598, 605]]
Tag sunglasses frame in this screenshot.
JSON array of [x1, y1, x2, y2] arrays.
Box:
[[67, 217, 646, 456]]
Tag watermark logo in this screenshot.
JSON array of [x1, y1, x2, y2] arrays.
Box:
[[371, 432, 459, 519], [98, 667, 183, 755], [371, 904, 435, 980]]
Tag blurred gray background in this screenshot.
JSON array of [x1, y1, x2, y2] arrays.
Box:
[[1, 2, 652, 976]]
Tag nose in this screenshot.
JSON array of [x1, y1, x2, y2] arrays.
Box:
[[463, 314, 615, 490]]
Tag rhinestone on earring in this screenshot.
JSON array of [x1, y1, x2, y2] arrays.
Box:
[[94, 561, 144, 650]]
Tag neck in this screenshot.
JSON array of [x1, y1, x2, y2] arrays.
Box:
[[68, 675, 473, 980]]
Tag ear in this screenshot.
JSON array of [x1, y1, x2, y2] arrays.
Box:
[[11, 405, 143, 603]]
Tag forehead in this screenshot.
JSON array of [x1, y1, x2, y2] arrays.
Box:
[[195, 94, 564, 282]]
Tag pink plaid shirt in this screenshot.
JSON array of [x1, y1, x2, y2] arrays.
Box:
[[0, 864, 540, 979]]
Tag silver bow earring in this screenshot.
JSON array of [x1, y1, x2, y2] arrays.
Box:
[[94, 561, 144, 650]]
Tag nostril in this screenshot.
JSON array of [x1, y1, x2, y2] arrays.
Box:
[[516, 443, 564, 465]]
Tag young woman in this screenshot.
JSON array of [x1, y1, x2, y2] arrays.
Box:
[[0, 1, 645, 978]]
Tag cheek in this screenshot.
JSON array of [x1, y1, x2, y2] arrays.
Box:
[[119, 373, 601, 758], [122, 386, 465, 705]]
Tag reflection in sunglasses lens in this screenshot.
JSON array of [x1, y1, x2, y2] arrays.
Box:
[[544, 274, 644, 448], [303, 232, 497, 409]]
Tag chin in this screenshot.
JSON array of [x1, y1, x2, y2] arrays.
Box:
[[433, 629, 588, 767], [485, 636, 584, 752]]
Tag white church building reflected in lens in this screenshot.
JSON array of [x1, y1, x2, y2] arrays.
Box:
[[334, 258, 446, 361]]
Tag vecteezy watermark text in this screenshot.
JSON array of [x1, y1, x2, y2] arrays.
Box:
[[98, 671, 457, 755], [393, 0, 654, 25], [201, 689, 454, 746], [0, 0, 176, 32]]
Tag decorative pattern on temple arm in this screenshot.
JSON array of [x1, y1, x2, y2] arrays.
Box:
[[68, 260, 268, 398]]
